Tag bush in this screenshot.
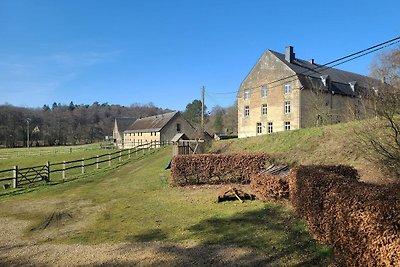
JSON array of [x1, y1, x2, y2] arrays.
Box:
[[170, 153, 269, 186], [288, 165, 400, 266], [250, 173, 289, 200]]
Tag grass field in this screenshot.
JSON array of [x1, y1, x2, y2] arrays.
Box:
[[0, 143, 107, 170], [0, 147, 331, 266]]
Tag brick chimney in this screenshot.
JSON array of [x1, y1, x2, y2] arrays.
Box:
[[285, 46, 295, 63]]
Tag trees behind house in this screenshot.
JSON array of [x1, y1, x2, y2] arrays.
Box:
[[0, 102, 169, 147], [182, 99, 238, 135], [360, 46, 400, 177]]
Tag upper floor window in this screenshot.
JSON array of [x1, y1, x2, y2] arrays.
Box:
[[267, 122, 273, 134], [284, 83, 291, 94], [256, 122, 262, 134], [244, 106, 250, 117], [244, 89, 250, 100], [261, 85, 267, 98], [284, 101, 291, 114], [177, 123, 181, 132], [262, 104, 268, 116], [285, 121, 291, 131]]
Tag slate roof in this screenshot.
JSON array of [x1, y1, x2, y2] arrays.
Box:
[[115, 117, 136, 133], [269, 50, 380, 96], [125, 111, 178, 133]]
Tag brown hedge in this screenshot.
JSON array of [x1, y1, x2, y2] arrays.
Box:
[[288, 165, 400, 266], [250, 173, 289, 200], [170, 153, 269, 186]]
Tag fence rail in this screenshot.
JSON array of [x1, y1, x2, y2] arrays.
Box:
[[0, 141, 168, 190]]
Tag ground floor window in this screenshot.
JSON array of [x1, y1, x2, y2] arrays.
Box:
[[256, 122, 262, 134], [267, 122, 273, 134], [285, 121, 291, 131]]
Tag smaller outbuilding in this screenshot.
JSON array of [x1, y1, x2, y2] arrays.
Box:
[[112, 117, 136, 149], [123, 111, 196, 149]]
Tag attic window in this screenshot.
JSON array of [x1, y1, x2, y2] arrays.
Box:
[[177, 123, 181, 132], [244, 89, 250, 100]]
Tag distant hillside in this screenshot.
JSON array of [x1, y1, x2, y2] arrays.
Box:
[[209, 121, 393, 184]]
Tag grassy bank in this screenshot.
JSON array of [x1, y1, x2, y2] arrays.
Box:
[[210, 121, 390, 184], [0, 147, 331, 266]]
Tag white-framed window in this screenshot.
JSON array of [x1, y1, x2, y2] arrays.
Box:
[[262, 104, 268, 116], [244, 89, 250, 100], [284, 83, 291, 94], [267, 122, 273, 134], [285, 121, 291, 131], [256, 122, 262, 134], [261, 85, 267, 98], [284, 101, 291, 114], [244, 106, 250, 117]]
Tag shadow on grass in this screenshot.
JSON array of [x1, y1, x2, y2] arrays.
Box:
[[127, 228, 168, 242], [122, 204, 332, 266]]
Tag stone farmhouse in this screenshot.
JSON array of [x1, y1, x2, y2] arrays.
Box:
[[238, 46, 381, 138], [123, 111, 196, 149], [112, 117, 136, 149]]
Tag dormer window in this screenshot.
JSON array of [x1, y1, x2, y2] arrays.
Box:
[[349, 81, 357, 92], [321, 75, 330, 87]]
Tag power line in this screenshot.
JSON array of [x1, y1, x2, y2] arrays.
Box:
[[207, 36, 400, 96]]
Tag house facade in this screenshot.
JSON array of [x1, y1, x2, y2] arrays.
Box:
[[123, 111, 196, 149], [113, 117, 136, 149], [238, 46, 380, 138]]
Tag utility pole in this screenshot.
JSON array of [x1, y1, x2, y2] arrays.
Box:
[[201, 85, 205, 137], [26, 118, 31, 148]]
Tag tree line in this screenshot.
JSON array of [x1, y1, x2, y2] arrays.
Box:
[[0, 102, 170, 148]]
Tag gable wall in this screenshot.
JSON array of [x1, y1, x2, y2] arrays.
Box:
[[160, 114, 196, 141], [238, 51, 301, 138]]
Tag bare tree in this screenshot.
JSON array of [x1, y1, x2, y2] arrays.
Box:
[[359, 46, 400, 177]]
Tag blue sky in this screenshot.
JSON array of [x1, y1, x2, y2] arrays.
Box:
[[0, 0, 399, 111]]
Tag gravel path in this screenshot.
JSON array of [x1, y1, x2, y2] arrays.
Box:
[[0, 218, 273, 267]]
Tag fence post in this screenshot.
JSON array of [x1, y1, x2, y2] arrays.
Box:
[[96, 155, 99, 169], [128, 149, 131, 159], [13, 165, 18, 188], [148, 142, 151, 152], [46, 161, 50, 182], [108, 153, 111, 167], [119, 151, 122, 162], [62, 161, 66, 179], [81, 158, 85, 174]]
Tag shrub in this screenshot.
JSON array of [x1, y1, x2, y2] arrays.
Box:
[[170, 153, 269, 186], [288, 165, 400, 266], [250, 173, 289, 200]]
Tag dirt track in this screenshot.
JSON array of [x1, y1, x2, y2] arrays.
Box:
[[0, 217, 275, 267]]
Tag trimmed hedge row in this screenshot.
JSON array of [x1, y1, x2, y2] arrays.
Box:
[[170, 153, 269, 186], [288, 165, 400, 266], [250, 173, 289, 200]]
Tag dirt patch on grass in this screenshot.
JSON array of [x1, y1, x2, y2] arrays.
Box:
[[0, 217, 305, 267], [30, 211, 73, 231]]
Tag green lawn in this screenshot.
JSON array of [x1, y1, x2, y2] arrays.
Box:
[[0, 147, 332, 266], [0, 143, 107, 170]]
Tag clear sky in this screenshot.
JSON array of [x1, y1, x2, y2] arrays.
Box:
[[0, 0, 399, 111]]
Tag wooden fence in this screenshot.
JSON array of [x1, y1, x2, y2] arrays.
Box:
[[0, 141, 169, 190]]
